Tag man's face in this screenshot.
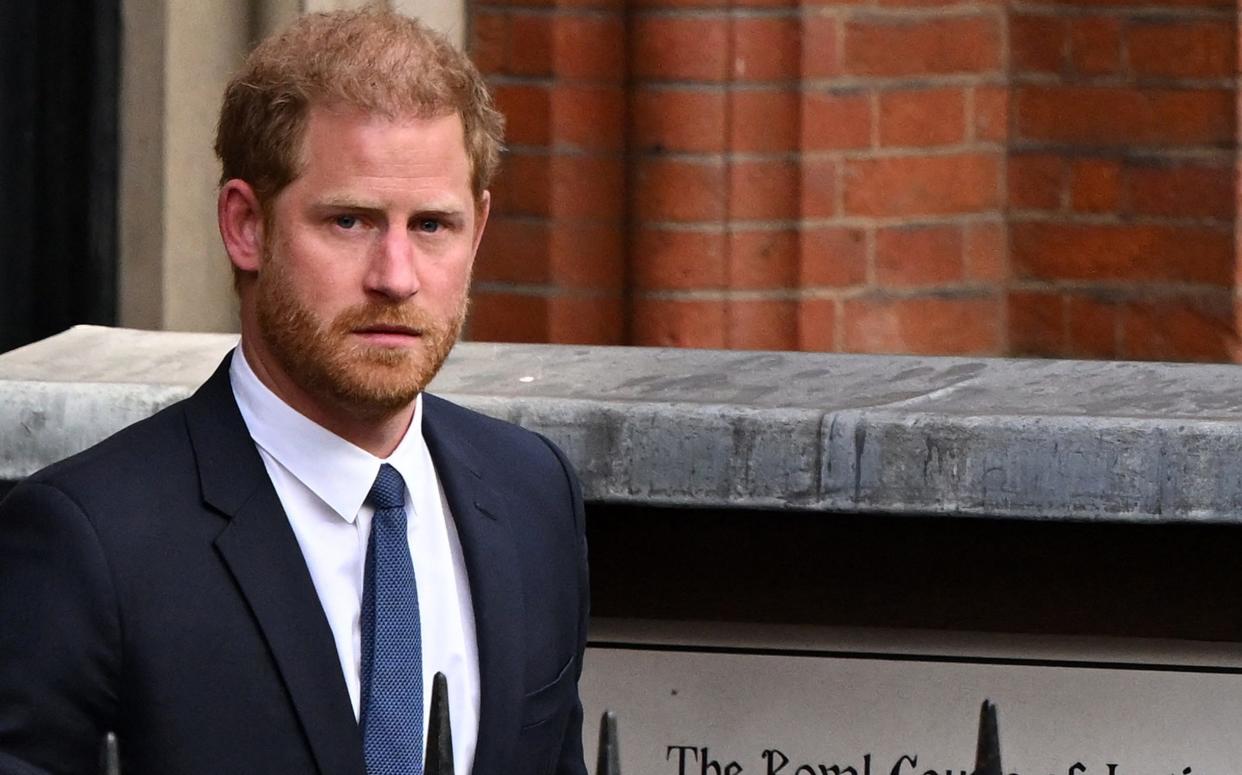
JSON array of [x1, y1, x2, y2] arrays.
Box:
[[252, 105, 487, 420]]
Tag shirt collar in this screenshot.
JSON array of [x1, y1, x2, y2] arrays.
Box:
[[229, 344, 424, 523]]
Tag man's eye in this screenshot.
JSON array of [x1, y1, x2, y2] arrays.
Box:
[[416, 219, 441, 233], [334, 215, 360, 230]]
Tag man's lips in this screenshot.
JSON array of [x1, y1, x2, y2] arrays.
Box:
[[352, 325, 422, 344]]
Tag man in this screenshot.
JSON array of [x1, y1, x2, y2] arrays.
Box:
[[0, 10, 588, 775]]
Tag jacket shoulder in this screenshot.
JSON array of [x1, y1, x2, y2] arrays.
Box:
[[422, 392, 582, 510], [423, 393, 562, 458], [18, 397, 196, 507]]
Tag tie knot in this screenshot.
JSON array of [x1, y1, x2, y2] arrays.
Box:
[[367, 464, 406, 510]]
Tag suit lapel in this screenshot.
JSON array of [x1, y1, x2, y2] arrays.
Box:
[[184, 354, 364, 775], [423, 395, 526, 774]]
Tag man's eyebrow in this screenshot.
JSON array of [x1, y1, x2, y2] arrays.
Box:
[[310, 197, 467, 215], [413, 207, 467, 219], [312, 196, 384, 211]]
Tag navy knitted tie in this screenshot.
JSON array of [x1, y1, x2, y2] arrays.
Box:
[[360, 464, 424, 775]]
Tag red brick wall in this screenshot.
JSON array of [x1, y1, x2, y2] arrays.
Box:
[[469, 0, 1238, 361], [1008, 0, 1237, 361], [470, 0, 629, 343]]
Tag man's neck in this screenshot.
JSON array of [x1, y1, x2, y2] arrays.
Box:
[[239, 338, 415, 459]]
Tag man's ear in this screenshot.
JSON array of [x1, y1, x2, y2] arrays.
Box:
[[218, 179, 265, 273], [471, 190, 491, 256]]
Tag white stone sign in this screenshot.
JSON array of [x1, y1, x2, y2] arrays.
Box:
[[580, 621, 1242, 775]]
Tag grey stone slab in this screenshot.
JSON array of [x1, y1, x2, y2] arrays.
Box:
[[5, 325, 1242, 522]]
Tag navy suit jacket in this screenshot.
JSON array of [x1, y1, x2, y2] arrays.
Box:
[[0, 353, 589, 775]]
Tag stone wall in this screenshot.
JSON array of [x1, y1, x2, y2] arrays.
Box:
[[6, 325, 1242, 522]]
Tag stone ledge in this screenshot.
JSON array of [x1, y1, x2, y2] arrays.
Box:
[[4, 325, 1242, 523]]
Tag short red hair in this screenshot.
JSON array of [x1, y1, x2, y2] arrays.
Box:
[[214, 9, 504, 206]]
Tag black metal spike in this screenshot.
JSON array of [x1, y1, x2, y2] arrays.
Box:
[[99, 732, 120, 775], [973, 700, 1002, 775], [425, 671, 454, 775], [595, 710, 620, 775]]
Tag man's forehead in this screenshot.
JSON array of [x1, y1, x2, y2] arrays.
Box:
[[266, 109, 474, 217], [294, 105, 470, 174], [305, 101, 464, 134]]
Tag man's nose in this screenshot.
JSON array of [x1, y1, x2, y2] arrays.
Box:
[[365, 229, 420, 299]]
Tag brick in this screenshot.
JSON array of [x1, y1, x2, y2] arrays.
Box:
[[547, 295, 625, 344], [632, 0, 797, 7], [1009, 291, 1120, 360], [490, 152, 552, 217], [1233, 309, 1242, 359], [474, 12, 563, 78], [799, 227, 867, 286], [801, 90, 871, 150], [493, 84, 550, 147], [730, 159, 799, 220], [1126, 162, 1233, 219], [1065, 294, 1118, 359], [1010, 14, 1065, 74], [553, 15, 626, 80], [844, 153, 1001, 217], [474, 218, 550, 284], [1010, 223, 1233, 286], [875, 224, 965, 287], [733, 17, 801, 81], [843, 15, 1002, 77], [964, 221, 1006, 282], [630, 0, 727, 9], [475, 0, 554, 7], [1039, 0, 1232, 8], [972, 85, 1008, 142], [728, 230, 798, 289], [730, 89, 798, 152], [797, 299, 838, 351], [1069, 17, 1121, 76], [630, 0, 794, 7], [800, 158, 839, 217], [470, 11, 508, 73], [550, 156, 624, 219], [631, 87, 727, 154], [508, 14, 553, 76], [468, 292, 547, 342], [1008, 290, 1063, 356], [801, 15, 840, 78], [555, 0, 624, 10], [1120, 298, 1235, 362], [551, 85, 625, 152], [843, 294, 1001, 355], [632, 228, 727, 290], [727, 300, 799, 350], [734, 0, 799, 8], [1128, 20, 1234, 80], [1008, 153, 1063, 211], [879, 87, 966, 148], [875, 0, 974, 7], [632, 158, 727, 222], [1015, 86, 1234, 147], [631, 298, 728, 347], [549, 222, 625, 290], [1069, 158, 1122, 213], [631, 16, 730, 82]]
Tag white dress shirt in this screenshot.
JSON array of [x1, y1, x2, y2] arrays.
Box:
[[230, 347, 479, 774]]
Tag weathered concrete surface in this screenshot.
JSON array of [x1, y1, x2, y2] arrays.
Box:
[[5, 325, 1242, 522]]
